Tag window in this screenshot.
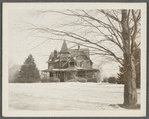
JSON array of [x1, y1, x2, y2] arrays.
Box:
[[80, 62, 82, 67], [77, 61, 82, 67], [70, 62, 75, 67]]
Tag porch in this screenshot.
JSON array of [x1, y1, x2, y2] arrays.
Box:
[[42, 67, 99, 82]]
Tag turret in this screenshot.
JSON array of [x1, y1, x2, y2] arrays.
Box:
[[60, 40, 69, 54]]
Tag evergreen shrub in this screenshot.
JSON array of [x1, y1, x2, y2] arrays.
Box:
[[78, 77, 87, 83], [108, 77, 117, 84]]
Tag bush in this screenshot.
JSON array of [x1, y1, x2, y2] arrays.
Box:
[[67, 79, 76, 82], [9, 65, 20, 83], [52, 77, 60, 82], [48, 77, 54, 82], [102, 77, 108, 83], [108, 77, 117, 84], [9, 72, 19, 83], [41, 77, 48, 83], [41, 77, 60, 83], [87, 78, 97, 82], [78, 78, 87, 83]]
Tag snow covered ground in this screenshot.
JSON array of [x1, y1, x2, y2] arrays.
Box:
[[9, 82, 140, 111]]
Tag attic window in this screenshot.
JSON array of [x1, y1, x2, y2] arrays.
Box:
[[70, 62, 74, 67]]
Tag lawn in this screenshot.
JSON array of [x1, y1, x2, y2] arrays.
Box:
[[9, 82, 140, 111]]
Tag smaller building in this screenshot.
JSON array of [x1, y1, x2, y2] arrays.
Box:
[[42, 41, 99, 82]]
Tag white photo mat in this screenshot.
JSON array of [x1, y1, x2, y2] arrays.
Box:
[[2, 3, 147, 117]]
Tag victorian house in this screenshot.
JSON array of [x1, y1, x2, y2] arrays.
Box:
[[42, 41, 99, 82]]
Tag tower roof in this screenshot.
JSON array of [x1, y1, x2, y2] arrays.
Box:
[[60, 40, 69, 53]]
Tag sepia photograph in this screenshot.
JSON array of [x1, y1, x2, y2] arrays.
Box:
[[2, 3, 146, 117]]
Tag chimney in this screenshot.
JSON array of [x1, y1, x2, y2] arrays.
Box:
[[54, 50, 57, 59]]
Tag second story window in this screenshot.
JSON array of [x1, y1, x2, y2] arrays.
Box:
[[77, 61, 82, 67], [80, 62, 82, 67], [69, 62, 75, 67]]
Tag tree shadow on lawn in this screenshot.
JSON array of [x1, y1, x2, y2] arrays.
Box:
[[109, 104, 140, 110]]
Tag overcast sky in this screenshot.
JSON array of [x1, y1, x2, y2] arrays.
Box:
[[8, 9, 120, 78]]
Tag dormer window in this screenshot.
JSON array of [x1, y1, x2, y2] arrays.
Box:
[[70, 62, 75, 67], [69, 58, 75, 67]]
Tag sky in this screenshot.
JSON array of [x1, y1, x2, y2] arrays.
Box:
[[8, 9, 120, 78]]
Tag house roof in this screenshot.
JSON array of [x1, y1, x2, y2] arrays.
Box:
[[68, 49, 78, 56], [68, 48, 90, 59], [47, 49, 92, 63], [46, 52, 60, 63], [47, 41, 92, 63], [60, 40, 69, 53]]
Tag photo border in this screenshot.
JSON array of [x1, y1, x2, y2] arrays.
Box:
[[2, 2, 147, 117]]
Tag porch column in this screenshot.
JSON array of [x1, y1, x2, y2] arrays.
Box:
[[74, 72, 77, 81], [64, 72, 65, 82], [76, 72, 78, 81], [41, 72, 43, 78], [64, 72, 67, 82], [66, 72, 68, 81], [97, 71, 100, 82], [49, 72, 50, 78], [53, 72, 56, 78], [85, 71, 87, 79], [93, 71, 95, 78]]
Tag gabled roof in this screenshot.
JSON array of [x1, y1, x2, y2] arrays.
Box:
[[79, 48, 90, 59], [68, 49, 78, 56], [47, 48, 92, 63], [47, 41, 92, 63], [69, 48, 90, 59], [46, 52, 60, 63]]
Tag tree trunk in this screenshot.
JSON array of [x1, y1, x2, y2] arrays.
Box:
[[123, 54, 137, 107], [122, 10, 137, 107]]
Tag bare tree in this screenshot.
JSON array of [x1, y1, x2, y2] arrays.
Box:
[[26, 9, 141, 107]]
